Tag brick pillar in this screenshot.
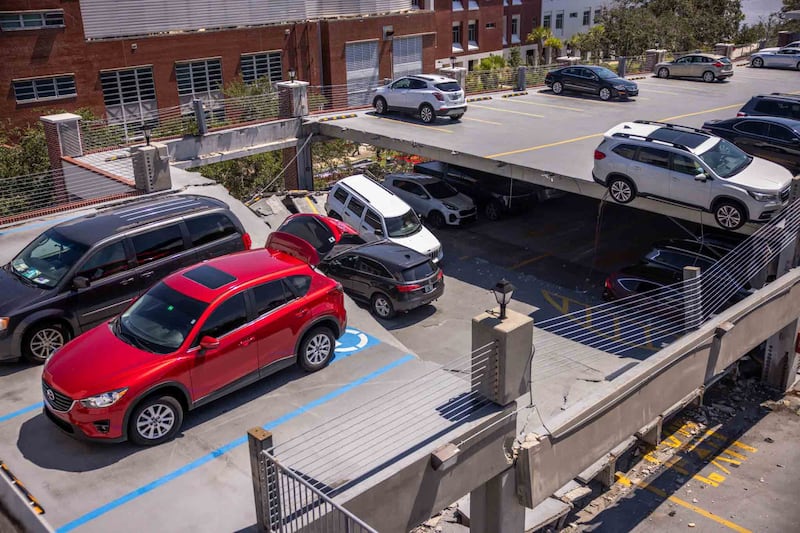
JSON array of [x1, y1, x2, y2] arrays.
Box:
[[40, 113, 83, 205], [276, 80, 311, 191], [282, 146, 299, 191]]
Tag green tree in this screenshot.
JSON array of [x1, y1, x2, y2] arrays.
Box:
[[543, 36, 563, 63], [526, 26, 552, 65], [476, 54, 506, 70], [508, 46, 522, 68]]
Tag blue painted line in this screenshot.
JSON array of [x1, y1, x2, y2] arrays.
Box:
[[56, 354, 415, 533], [0, 214, 82, 236], [0, 402, 43, 423]]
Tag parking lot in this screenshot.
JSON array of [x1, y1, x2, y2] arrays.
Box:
[[1, 65, 799, 532]]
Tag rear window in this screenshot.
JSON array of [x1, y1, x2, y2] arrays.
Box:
[[279, 217, 335, 256], [753, 99, 800, 119], [717, 57, 731, 64], [435, 82, 461, 92], [612, 144, 637, 160], [333, 186, 349, 204], [400, 260, 436, 281], [186, 213, 238, 246]]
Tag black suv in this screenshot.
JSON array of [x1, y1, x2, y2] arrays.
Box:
[[737, 93, 800, 120], [413, 161, 564, 221], [0, 195, 250, 363]]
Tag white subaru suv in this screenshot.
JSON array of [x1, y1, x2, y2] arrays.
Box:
[[593, 120, 793, 230], [372, 74, 467, 124]]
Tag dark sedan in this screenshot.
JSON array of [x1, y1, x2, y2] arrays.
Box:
[[702, 116, 800, 173], [545, 65, 638, 101]]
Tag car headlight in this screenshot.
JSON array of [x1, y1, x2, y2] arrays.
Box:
[[748, 191, 779, 202], [613, 84, 626, 90], [80, 388, 128, 409], [0, 317, 8, 331], [443, 202, 458, 210]]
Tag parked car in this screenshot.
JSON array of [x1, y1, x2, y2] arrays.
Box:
[[655, 53, 734, 82], [702, 116, 800, 173], [0, 195, 250, 364], [592, 120, 794, 230], [275, 213, 366, 260], [758, 41, 800, 53], [737, 93, 800, 120], [544, 65, 639, 101], [372, 74, 466, 124], [383, 173, 476, 227], [642, 239, 730, 273], [603, 263, 683, 303], [42, 241, 347, 445], [749, 47, 800, 70], [324, 174, 443, 262], [413, 161, 565, 221]]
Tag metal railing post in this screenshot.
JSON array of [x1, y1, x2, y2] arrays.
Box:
[[248, 428, 278, 532], [192, 98, 208, 135], [683, 266, 702, 330]]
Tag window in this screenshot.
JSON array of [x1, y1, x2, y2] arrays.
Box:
[[543, 14, 551, 29], [468, 20, 478, 50], [346, 197, 365, 217], [594, 9, 602, 22], [485, 22, 495, 29], [754, 100, 800, 120], [734, 121, 770, 137], [569, 12, 578, 18], [364, 209, 383, 231], [769, 124, 797, 142], [185, 213, 238, 246], [175, 58, 223, 111], [197, 293, 247, 341], [100, 67, 157, 125], [359, 258, 391, 278], [511, 15, 520, 43], [409, 79, 427, 90], [251, 281, 290, 316], [671, 154, 703, 176], [13, 75, 76, 103], [241, 51, 282, 85], [76, 242, 129, 281], [452, 1, 464, 11], [468, 0, 479, 9], [583, 10, 591, 25], [555, 13, 564, 30], [0, 10, 64, 30], [285, 275, 311, 297], [131, 225, 185, 265], [452, 22, 462, 50], [333, 187, 349, 204], [636, 146, 670, 169]]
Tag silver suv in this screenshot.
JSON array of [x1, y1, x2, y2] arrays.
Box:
[[383, 173, 476, 227], [592, 120, 793, 230], [372, 74, 466, 124]]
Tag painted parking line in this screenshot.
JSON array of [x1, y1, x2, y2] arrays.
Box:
[[303, 197, 319, 214], [463, 117, 503, 126], [658, 103, 744, 122], [469, 103, 544, 118], [486, 132, 603, 158], [56, 353, 416, 532], [503, 99, 587, 112], [366, 115, 453, 133], [510, 253, 550, 270], [0, 402, 44, 424]]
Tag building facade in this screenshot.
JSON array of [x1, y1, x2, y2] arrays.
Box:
[[540, 0, 606, 44]]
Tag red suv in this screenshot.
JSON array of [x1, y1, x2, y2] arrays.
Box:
[[42, 236, 346, 445]]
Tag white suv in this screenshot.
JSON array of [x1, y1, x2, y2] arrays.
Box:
[[383, 173, 476, 227], [325, 174, 444, 262], [372, 74, 466, 124], [593, 120, 793, 230]]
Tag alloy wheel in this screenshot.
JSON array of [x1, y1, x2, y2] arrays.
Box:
[[136, 403, 176, 441], [304, 333, 332, 366], [29, 326, 65, 361]]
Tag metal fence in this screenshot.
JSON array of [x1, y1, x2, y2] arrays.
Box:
[[256, 450, 378, 533]]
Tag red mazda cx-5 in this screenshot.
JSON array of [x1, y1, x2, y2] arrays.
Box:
[[42, 236, 346, 445]]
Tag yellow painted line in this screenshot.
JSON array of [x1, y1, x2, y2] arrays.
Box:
[[722, 449, 747, 460], [504, 98, 586, 112], [486, 132, 603, 158], [510, 253, 550, 270], [304, 197, 319, 214], [693, 473, 723, 487], [469, 103, 544, 118], [463, 116, 503, 126], [712, 455, 741, 466], [366, 115, 452, 133], [711, 459, 731, 475], [658, 103, 744, 122], [731, 440, 757, 453]]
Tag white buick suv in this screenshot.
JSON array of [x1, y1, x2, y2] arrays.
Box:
[[372, 74, 466, 124]]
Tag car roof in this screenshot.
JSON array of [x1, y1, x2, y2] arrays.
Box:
[[164, 248, 309, 303], [749, 93, 800, 102], [346, 241, 431, 270], [649, 239, 730, 260], [604, 121, 716, 153], [726, 115, 800, 129], [385, 173, 443, 186], [616, 263, 682, 283], [336, 174, 410, 217], [52, 194, 228, 246], [409, 74, 458, 84]]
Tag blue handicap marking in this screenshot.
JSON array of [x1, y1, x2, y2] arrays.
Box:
[[334, 327, 379, 360]]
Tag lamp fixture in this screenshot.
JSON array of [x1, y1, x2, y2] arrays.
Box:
[[141, 124, 152, 146], [288, 68, 296, 83], [492, 279, 515, 320], [450, 55, 457, 68]]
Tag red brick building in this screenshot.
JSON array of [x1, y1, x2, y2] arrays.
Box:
[[1, 1, 541, 128]]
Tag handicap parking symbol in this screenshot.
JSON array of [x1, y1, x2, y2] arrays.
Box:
[[334, 327, 378, 357]]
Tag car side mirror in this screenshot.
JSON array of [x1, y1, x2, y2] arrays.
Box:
[[73, 276, 90, 289], [373, 228, 383, 236], [694, 172, 709, 182], [420, 194, 430, 200], [199, 336, 220, 353]]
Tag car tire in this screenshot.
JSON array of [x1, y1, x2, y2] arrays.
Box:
[[796, 61, 800, 71], [484, 200, 503, 221], [23, 321, 70, 364], [599, 87, 612, 101], [327, 210, 342, 221], [552, 81, 564, 95], [371, 293, 395, 320], [298, 326, 335, 372], [702, 71, 715, 83], [607, 176, 636, 204], [128, 395, 183, 446], [657, 67, 670, 79], [751, 57, 763, 68], [373, 96, 388, 115], [427, 210, 446, 228], [713, 200, 746, 230], [450, 114, 464, 121], [419, 104, 435, 124]]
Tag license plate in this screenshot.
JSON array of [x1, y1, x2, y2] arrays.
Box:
[[424, 284, 435, 293]]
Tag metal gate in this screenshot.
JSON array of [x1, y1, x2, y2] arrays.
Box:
[[393, 35, 423, 78], [345, 41, 379, 107], [256, 450, 378, 533]]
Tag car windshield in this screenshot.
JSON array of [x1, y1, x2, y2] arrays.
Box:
[[279, 217, 336, 257], [118, 282, 208, 354], [10, 229, 88, 288], [385, 210, 423, 238], [425, 180, 459, 199], [594, 67, 618, 79], [698, 139, 752, 178]]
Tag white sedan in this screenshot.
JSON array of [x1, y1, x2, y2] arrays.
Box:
[[750, 47, 800, 70]]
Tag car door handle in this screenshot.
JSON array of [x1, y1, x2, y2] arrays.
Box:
[[141, 271, 155, 278], [120, 277, 135, 286], [239, 336, 256, 347], [296, 309, 309, 318]]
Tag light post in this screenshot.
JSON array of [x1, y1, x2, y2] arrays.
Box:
[[491, 279, 515, 320], [288, 67, 296, 83], [450, 55, 457, 68], [141, 124, 152, 146]]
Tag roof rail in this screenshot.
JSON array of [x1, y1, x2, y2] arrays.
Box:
[[768, 92, 800, 98], [610, 131, 691, 152], [632, 119, 710, 136]]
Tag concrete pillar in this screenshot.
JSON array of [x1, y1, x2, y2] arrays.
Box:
[[440, 66, 467, 89], [469, 470, 526, 533], [131, 143, 172, 193], [645, 49, 666, 72], [683, 266, 702, 330], [714, 43, 734, 59], [762, 319, 800, 391], [276, 80, 311, 191], [248, 427, 277, 532], [636, 416, 662, 446], [471, 308, 534, 407], [192, 99, 208, 136], [276, 80, 309, 119], [40, 113, 83, 204]]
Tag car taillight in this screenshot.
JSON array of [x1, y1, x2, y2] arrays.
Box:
[[436, 270, 443, 280], [604, 278, 613, 290], [433, 92, 444, 102], [712, 61, 724, 67], [334, 281, 344, 293], [594, 150, 606, 160], [397, 284, 422, 293], [736, 112, 746, 117], [242, 232, 252, 250]]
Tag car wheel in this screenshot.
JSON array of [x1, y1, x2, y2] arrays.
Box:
[[702, 71, 715, 83], [751, 57, 763, 68], [23, 322, 70, 364], [298, 326, 335, 372], [599, 87, 612, 101], [484, 200, 503, 221], [657, 67, 670, 79], [427, 210, 446, 228], [552, 81, 564, 95], [607, 176, 636, 204], [713, 201, 746, 230], [371, 293, 395, 319], [450, 114, 464, 121], [796, 61, 800, 71], [128, 395, 183, 446], [327, 210, 342, 221], [373, 96, 388, 115], [419, 104, 435, 124]]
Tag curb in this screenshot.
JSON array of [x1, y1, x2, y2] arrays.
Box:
[[626, 75, 648, 80], [467, 95, 493, 102], [317, 114, 357, 122], [501, 91, 529, 98]]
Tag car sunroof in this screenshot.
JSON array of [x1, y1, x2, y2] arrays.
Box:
[[651, 128, 707, 148], [183, 265, 236, 289]]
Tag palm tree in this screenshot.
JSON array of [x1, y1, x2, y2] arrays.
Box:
[[543, 36, 563, 65], [526, 26, 552, 66]]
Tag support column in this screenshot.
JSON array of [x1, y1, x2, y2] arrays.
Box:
[[277, 79, 312, 191], [762, 319, 800, 390], [439, 66, 467, 90], [248, 427, 277, 532], [40, 113, 83, 204], [645, 49, 666, 72], [683, 266, 702, 330], [469, 470, 526, 533]]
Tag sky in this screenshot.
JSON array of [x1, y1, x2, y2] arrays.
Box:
[[740, 0, 784, 25]]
